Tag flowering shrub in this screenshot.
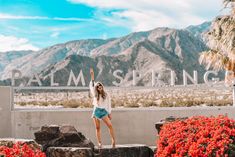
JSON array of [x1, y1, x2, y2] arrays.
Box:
[[0, 142, 46, 157], [156, 115, 235, 157]]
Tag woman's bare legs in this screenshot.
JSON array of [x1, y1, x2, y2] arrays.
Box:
[[102, 116, 116, 148], [93, 118, 102, 148]]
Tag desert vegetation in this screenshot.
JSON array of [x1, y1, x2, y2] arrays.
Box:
[[14, 84, 233, 108]]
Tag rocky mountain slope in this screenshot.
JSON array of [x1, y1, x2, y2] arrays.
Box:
[[0, 39, 112, 80], [38, 28, 207, 86], [185, 21, 211, 40], [0, 22, 211, 86]]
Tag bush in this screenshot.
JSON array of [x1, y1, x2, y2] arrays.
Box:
[[0, 142, 46, 157], [156, 115, 235, 157]]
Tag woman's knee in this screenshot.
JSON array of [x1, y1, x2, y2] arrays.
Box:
[[107, 123, 113, 129], [95, 125, 101, 130]]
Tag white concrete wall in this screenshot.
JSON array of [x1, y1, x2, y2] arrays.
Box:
[[12, 107, 235, 146], [0, 86, 12, 137], [1, 87, 235, 146]]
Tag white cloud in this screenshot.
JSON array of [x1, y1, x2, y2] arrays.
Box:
[[112, 10, 175, 31], [0, 34, 39, 52], [0, 13, 49, 20], [114, 10, 205, 31], [53, 17, 92, 22], [50, 32, 60, 38], [0, 13, 92, 22], [69, 0, 191, 11], [69, 0, 223, 31]]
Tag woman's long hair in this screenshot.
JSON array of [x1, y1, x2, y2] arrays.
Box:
[[95, 82, 107, 101]]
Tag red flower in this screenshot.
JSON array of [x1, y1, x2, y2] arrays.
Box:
[[0, 142, 46, 157], [156, 115, 235, 157]]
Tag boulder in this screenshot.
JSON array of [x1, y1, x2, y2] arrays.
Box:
[[34, 125, 94, 151], [35, 125, 60, 143], [46, 145, 154, 157], [35, 125, 154, 157], [93, 144, 154, 157], [155, 116, 188, 134], [47, 147, 93, 157]]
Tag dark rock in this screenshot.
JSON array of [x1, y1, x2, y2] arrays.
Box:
[[35, 125, 154, 157], [35, 125, 60, 144], [155, 121, 164, 134], [155, 116, 188, 134], [46, 145, 154, 157], [34, 131, 59, 143], [47, 147, 93, 157], [161, 116, 188, 122], [34, 125, 95, 151], [93, 145, 154, 157], [42, 125, 60, 134], [59, 125, 77, 134]]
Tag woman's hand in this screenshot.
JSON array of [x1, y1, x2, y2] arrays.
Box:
[[108, 114, 112, 120], [90, 68, 95, 81]]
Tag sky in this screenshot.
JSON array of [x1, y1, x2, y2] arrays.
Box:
[[0, 0, 226, 52]]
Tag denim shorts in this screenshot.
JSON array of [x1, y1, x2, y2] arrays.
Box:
[[92, 107, 109, 119]]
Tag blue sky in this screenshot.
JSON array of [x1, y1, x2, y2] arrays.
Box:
[[0, 0, 225, 52]]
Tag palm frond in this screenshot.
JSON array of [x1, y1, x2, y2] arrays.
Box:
[[223, 0, 235, 7], [223, 0, 235, 14], [199, 50, 229, 70]]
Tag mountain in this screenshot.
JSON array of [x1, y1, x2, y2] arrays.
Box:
[[90, 25, 211, 57], [0, 39, 112, 80], [91, 31, 150, 56], [0, 22, 211, 86], [0, 50, 36, 81], [185, 21, 211, 40], [34, 27, 207, 86], [0, 50, 33, 71]]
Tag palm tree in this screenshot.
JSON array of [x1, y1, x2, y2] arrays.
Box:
[[199, 0, 235, 83], [223, 0, 235, 14]]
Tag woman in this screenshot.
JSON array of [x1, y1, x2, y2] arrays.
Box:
[[89, 68, 116, 148]]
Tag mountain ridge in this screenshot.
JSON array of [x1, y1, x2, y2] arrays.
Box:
[[0, 22, 211, 86]]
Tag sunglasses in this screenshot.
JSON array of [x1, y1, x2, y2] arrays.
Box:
[[97, 84, 102, 87]]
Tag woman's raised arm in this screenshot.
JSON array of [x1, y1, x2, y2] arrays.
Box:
[[89, 68, 95, 97], [90, 68, 95, 81]]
